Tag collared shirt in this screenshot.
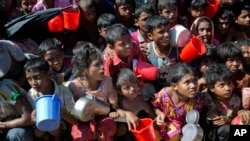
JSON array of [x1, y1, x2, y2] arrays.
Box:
[[130, 29, 146, 45], [104, 43, 147, 77]]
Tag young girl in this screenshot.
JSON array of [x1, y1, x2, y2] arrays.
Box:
[[190, 16, 219, 47], [66, 41, 118, 141], [151, 62, 204, 141]]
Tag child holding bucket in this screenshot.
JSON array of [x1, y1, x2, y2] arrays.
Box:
[[39, 38, 73, 84], [24, 57, 78, 141], [145, 15, 179, 91], [200, 63, 241, 141], [151, 62, 204, 141], [66, 41, 119, 141]]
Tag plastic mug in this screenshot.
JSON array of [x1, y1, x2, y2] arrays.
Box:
[[63, 9, 80, 30], [35, 94, 61, 132], [133, 59, 158, 81], [47, 14, 64, 32]]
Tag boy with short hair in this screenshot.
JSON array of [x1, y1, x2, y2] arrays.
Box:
[[24, 57, 78, 141], [236, 38, 250, 73], [39, 38, 72, 84], [145, 15, 178, 91]]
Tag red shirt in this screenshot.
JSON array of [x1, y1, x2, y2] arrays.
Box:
[[104, 43, 147, 77]]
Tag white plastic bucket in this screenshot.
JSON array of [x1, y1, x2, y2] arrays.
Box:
[[35, 94, 61, 132]]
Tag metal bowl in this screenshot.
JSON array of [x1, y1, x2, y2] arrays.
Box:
[[72, 97, 95, 122]]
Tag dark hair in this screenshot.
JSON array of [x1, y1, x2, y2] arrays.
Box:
[[97, 13, 116, 29], [212, 7, 233, 23], [134, 4, 155, 19], [71, 41, 102, 78], [216, 42, 243, 63], [204, 63, 232, 89], [39, 38, 63, 57], [104, 23, 129, 45], [236, 38, 250, 48], [112, 68, 137, 91], [115, 0, 133, 8], [158, 0, 177, 12], [145, 15, 169, 33], [232, 1, 250, 19], [24, 57, 50, 72], [167, 62, 196, 84], [194, 44, 217, 63], [197, 16, 211, 30], [190, 0, 208, 9]]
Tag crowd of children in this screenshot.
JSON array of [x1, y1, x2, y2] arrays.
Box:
[[1, 0, 250, 141]]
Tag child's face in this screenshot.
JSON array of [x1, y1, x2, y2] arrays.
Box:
[[135, 12, 153, 33], [44, 49, 64, 72], [235, 9, 250, 28], [0, 0, 12, 11], [82, 7, 97, 23], [215, 18, 230, 34], [147, 25, 170, 47], [210, 80, 233, 99], [198, 21, 212, 44], [21, 0, 36, 14], [159, 5, 178, 24], [199, 57, 215, 73], [86, 56, 104, 81], [225, 56, 242, 73], [98, 27, 107, 38], [191, 7, 205, 19], [112, 34, 132, 60], [241, 46, 250, 66], [25, 70, 51, 93], [120, 81, 140, 99], [117, 4, 133, 19], [173, 73, 197, 99]]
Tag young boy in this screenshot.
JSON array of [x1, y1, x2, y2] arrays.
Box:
[[236, 38, 250, 73], [130, 4, 155, 55], [216, 42, 250, 96], [39, 38, 72, 84], [201, 63, 241, 141], [24, 57, 78, 141], [103, 23, 148, 77], [145, 15, 178, 91], [158, 0, 187, 28]]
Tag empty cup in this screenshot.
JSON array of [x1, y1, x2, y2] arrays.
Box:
[[35, 94, 61, 132], [170, 25, 192, 48], [131, 118, 157, 141], [133, 59, 158, 81], [47, 14, 64, 32], [63, 9, 80, 30], [205, 0, 220, 18], [179, 36, 206, 63]]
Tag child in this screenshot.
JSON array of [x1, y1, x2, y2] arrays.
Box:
[[158, 0, 187, 28], [103, 23, 148, 77], [185, 0, 208, 28], [227, 1, 250, 41], [236, 38, 250, 73], [39, 38, 72, 84], [130, 4, 155, 55], [9, 0, 36, 21], [201, 63, 241, 141], [114, 0, 136, 33], [145, 15, 178, 91], [97, 13, 117, 51], [66, 41, 118, 141], [24, 57, 77, 141], [212, 7, 233, 43], [112, 68, 156, 140], [190, 16, 219, 47], [151, 62, 204, 141], [216, 42, 250, 96]]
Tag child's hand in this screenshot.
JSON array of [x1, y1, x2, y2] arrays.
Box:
[[109, 112, 119, 119], [238, 109, 250, 125], [155, 112, 167, 127], [208, 116, 231, 126], [125, 111, 139, 130], [139, 42, 148, 55]]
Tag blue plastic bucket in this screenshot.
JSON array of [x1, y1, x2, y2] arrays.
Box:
[[35, 94, 61, 131]]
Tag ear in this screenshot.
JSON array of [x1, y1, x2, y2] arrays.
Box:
[[134, 19, 138, 27], [210, 87, 215, 93], [171, 82, 178, 91], [147, 32, 153, 41]]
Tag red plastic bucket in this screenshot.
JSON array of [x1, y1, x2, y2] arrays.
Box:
[[133, 59, 158, 81], [47, 14, 64, 32], [63, 9, 80, 30], [131, 118, 157, 141], [205, 0, 220, 18], [179, 36, 206, 63]]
